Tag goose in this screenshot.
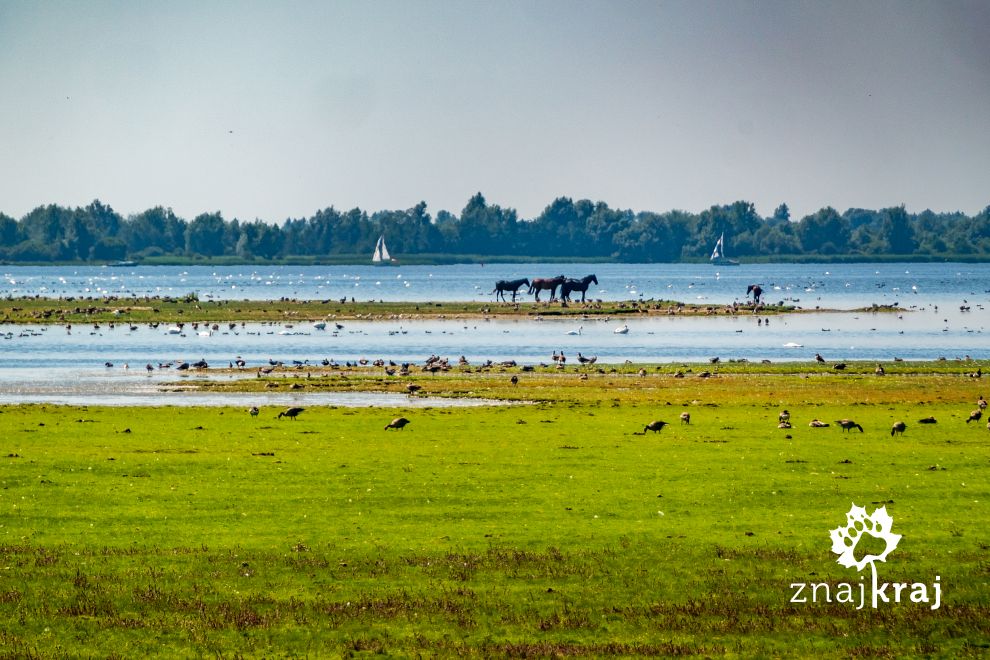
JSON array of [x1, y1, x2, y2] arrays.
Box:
[[890, 421, 906, 436], [966, 409, 982, 424], [779, 410, 790, 422], [278, 407, 304, 420], [248, 406, 259, 416], [643, 420, 668, 433], [808, 419, 830, 427], [385, 417, 410, 431], [835, 419, 864, 433], [679, 412, 690, 424], [918, 416, 937, 424]]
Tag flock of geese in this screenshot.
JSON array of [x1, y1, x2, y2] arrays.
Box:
[[642, 395, 990, 438]]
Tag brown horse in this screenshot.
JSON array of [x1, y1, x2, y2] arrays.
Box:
[[529, 275, 566, 302], [560, 274, 598, 303]]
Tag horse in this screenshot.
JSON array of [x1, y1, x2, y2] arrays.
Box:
[[560, 274, 598, 303], [492, 278, 530, 302], [747, 284, 763, 304], [528, 275, 566, 302]]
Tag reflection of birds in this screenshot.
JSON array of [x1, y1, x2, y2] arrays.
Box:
[[835, 419, 864, 432], [385, 417, 410, 431], [890, 421, 906, 436], [249, 406, 259, 416], [278, 407, 304, 420], [966, 409, 982, 424], [643, 420, 668, 433]]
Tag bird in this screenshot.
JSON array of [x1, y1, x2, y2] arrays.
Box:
[[614, 324, 629, 334], [835, 419, 864, 433], [278, 407, 304, 420], [680, 412, 690, 424], [385, 417, 410, 431], [808, 419, 830, 427], [890, 421, 906, 436], [978, 395, 987, 410], [406, 384, 422, 395], [510, 375, 518, 385], [779, 410, 791, 423], [248, 406, 259, 416], [833, 363, 847, 371], [566, 326, 582, 336], [918, 416, 937, 424], [643, 420, 668, 433], [966, 409, 982, 424], [778, 421, 792, 429], [577, 353, 597, 364], [875, 363, 886, 376], [815, 353, 825, 363]]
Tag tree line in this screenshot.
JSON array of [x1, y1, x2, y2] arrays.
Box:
[[0, 195, 988, 263]]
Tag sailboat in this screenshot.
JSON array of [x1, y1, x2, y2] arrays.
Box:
[[710, 232, 740, 266], [372, 235, 396, 265]]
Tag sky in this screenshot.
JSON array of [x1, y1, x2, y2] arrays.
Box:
[[0, 0, 987, 224]]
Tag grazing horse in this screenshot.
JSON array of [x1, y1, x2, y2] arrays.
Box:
[[747, 284, 763, 304], [560, 274, 599, 303], [492, 278, 530, 302], [529, 275, 566, 302]]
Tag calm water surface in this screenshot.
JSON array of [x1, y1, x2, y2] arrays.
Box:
[[1, 263, 987, 404]]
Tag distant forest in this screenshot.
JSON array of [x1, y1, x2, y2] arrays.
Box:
[[1, 194, 989, 264]]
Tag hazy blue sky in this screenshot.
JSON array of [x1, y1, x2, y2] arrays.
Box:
[[1, 1, 987, 223]]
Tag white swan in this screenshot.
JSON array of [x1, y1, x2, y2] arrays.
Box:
[[613, 324, 629, 334], [566, 326, 583, 336]]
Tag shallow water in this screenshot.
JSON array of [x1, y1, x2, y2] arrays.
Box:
[[1, 263, 988, 405]]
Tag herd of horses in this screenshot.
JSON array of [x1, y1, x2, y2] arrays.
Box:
[[493, 276, 767, 306], [492, 274, 598, 303]]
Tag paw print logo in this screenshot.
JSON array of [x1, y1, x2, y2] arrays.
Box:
[[830, 503, 901, 571]]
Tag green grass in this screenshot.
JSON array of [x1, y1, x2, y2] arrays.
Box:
[[1, 370, 989, 657]]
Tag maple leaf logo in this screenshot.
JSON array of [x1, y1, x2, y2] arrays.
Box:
[[829, 503, 901, 571]]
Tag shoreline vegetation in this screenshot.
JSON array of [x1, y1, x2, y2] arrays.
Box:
[[0, 295, 909, 325], [1, 365, 988, 656], [2, 197, 989, 265]]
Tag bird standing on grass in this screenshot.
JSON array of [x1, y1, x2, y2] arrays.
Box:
[[385, 417, 410, 431], [835, 419, 864, 432], [890, 421, 906, 436], [966, 409, 982, 424], [249, 406, 259, 416], [644, 421, 668, 433], [278, 407, 304, 420]]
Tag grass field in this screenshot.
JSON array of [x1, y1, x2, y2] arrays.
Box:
[[1, 367, 989, 657]]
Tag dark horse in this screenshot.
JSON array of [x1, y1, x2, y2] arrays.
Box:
[[560, 274, 599, 303], [529, 275, 566, 302], [492, 278, 530, 302], [747, 284, 763, 304]]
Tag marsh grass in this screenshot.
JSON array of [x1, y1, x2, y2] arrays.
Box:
[[0, 368, 988, 656]]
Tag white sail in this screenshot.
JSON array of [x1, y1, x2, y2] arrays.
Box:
[[372, 235, 391, 263], [710, 233, 724, 260]]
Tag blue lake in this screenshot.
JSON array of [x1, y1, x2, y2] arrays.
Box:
[[0, 263, 987, 404]]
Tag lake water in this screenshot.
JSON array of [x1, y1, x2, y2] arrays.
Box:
[[1, 263, 987, 405]]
